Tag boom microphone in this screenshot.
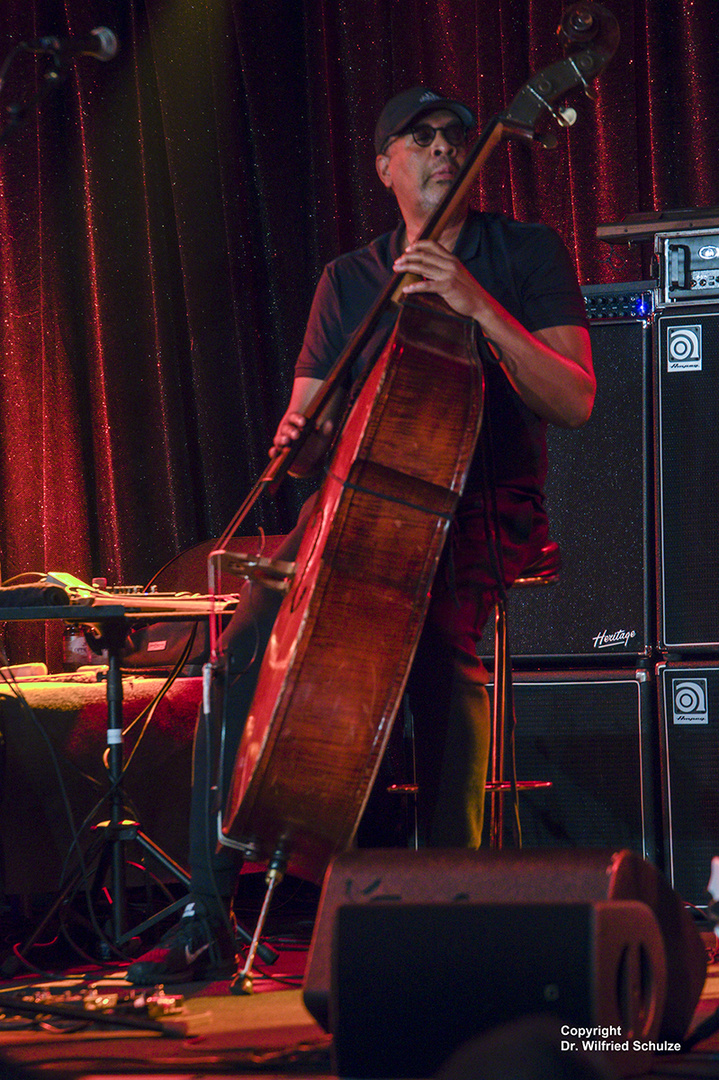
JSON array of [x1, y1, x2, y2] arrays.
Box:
[[22, 27, 118, 62]]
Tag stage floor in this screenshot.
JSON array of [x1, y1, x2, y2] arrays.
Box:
[[0, 910, 717, 1080]]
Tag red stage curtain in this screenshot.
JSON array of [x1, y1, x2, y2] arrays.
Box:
[[0, 0, 715, 667]]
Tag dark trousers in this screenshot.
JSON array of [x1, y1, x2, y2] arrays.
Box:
[[188, 487, 546, 896]]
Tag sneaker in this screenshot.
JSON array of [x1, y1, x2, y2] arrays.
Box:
[[126, 900, 237, 985]]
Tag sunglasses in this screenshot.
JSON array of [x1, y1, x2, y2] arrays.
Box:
[[407, 121, 468, 148]]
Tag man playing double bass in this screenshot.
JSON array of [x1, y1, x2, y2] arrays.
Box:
[[127, 86, 594, 986]]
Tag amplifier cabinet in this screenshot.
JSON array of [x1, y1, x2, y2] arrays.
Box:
[[483, 317, 652, 662], [657, 230, 719, 304], [485, 667, 658, 863], [655, 305, 719, 649], [657, 660, 719, 907], [304, 847, 703, 1046]]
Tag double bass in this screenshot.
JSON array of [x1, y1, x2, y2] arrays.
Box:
[[210, 1, 619, 981]]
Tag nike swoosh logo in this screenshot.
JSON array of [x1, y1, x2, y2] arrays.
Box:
[[184, 942, 210, 965]]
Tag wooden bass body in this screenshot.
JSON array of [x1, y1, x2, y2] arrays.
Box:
[[221, 298, 484, 882]]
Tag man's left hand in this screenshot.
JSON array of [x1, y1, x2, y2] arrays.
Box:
[[393, 240, 484, 320]]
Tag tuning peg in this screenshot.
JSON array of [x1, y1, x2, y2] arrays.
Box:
[[557, 106, 577, 127]]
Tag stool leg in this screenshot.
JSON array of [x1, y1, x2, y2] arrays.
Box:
[[402, 695, 419, 850], [489, 598, 508, 849], [385, 695, 419, 849]]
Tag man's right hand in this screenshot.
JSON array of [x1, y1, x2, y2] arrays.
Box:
[[268, 377, 342, 478], [269, 409, 334, 478], [270, 410, 311, 456]]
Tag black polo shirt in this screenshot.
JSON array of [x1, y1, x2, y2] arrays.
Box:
[[295, 210, 588, 498]]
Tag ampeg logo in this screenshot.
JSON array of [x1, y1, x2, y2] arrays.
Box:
[[672, 678, 709, 724], [667, 325, 702, 371]]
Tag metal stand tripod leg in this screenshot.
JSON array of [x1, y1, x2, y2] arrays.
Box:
[[104, 630, 132, 940], [84, 624, 194, 947], [6, 621, 193, 972]]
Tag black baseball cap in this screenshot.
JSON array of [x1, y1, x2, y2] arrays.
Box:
[[374, 86, 476, 154]]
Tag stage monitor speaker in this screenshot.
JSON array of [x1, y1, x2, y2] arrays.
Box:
[[330, 900, 666, 1079], [657, 659, 719, 907], [482, 314, 652, 661], [302, 848, 705, 1053], [484, 668, 658, 860], [655, 305, 719, 649]]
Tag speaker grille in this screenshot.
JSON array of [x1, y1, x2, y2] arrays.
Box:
[[486, 669, 656, 859], [331, 903, 604, 1078], [656, 307, 719, 648], [658, 661, 719, 906], [483, 318, 651, 661]]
